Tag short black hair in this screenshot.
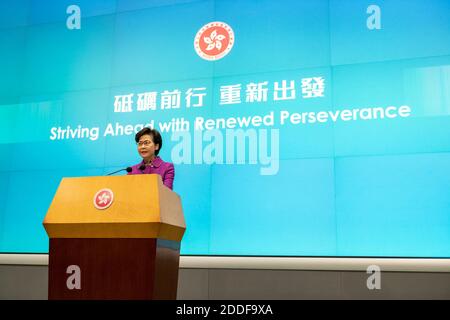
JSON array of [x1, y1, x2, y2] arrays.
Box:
[[135, 127, 162, 156]]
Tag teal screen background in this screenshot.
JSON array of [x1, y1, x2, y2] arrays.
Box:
[[0, 0, 449, 257]]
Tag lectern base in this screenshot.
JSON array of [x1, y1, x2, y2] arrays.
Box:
[[48, 238, 180, 300]]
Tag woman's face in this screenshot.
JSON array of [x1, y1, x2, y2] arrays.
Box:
[[137, 134, 159, 160]]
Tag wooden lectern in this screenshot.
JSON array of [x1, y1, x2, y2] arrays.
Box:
[[43, 174, 186, 300]]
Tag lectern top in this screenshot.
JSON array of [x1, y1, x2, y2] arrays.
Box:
[[43, 174, 185, 241]]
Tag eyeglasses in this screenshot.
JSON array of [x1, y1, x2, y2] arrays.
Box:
[[137, 140, 153, 147]]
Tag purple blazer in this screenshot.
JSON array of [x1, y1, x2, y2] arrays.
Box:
[[128, 156, 175, 190]]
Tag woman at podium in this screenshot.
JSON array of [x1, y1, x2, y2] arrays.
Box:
[[128, 127, 175, 190]]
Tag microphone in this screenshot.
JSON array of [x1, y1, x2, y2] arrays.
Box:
[[106, 167, 132, 176], [139, 164, 146, 171]]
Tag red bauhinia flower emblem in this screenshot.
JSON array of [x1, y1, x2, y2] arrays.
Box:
[[93, 188, 114, 210], [194, 22, 234, 61], [204, 29, 226, 51]]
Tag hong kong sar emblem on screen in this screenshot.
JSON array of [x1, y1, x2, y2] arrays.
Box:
[[93, 189, 114, 210], [194, 21, 234, 60]]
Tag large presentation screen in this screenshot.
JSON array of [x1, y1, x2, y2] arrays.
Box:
[[0, 0, 449, 257]]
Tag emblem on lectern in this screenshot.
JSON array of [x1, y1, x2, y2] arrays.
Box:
[[93, 188, 114, 210]]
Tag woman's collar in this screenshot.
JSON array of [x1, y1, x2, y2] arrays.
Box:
[[141, 156, 162, 168]]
